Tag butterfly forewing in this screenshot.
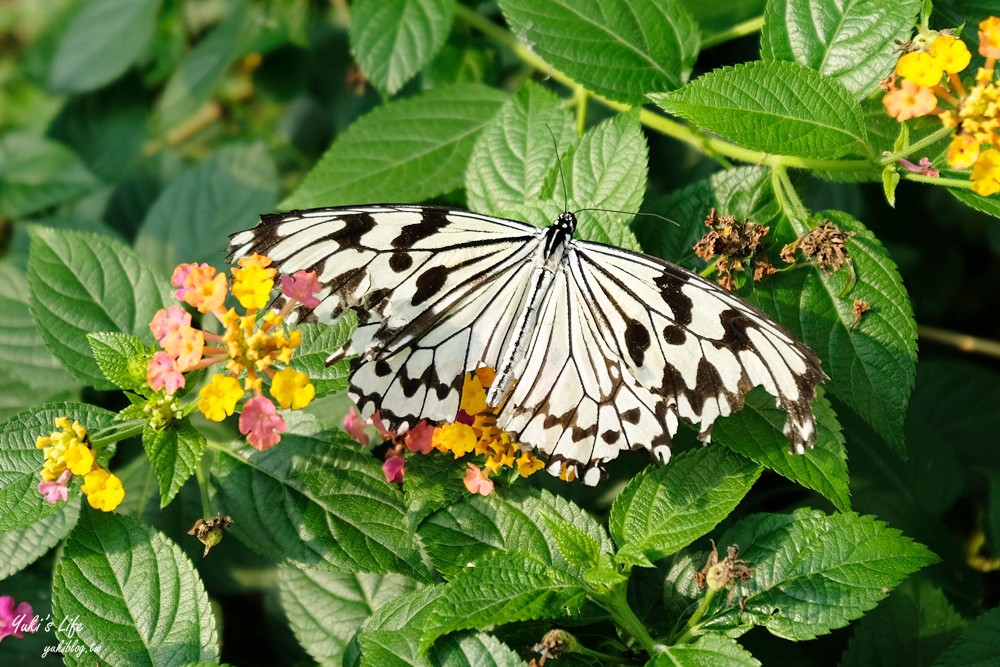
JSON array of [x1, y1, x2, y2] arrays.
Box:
[[230, 205, 825, 485]]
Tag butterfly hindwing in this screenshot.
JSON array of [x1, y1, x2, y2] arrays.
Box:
[[568, 240, 824, 453]]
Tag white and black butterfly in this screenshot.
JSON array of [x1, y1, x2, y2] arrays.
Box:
[[229, 205, 825, 485]]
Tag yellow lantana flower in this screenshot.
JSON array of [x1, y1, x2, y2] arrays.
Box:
[[231, 255, 277, 310], [198, 374, 244, 421], [930, 36, 972, 74], [972, 149, 1000, 196], [896, 51, 943, 87], [270, 368, 315, 410], [81, 469, 125, 512]]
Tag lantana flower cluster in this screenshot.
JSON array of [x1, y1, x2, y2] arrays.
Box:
[[883, 17, 1000, 195], [345, 366, 545, 495], [148, 255, 319, 449], [36, 418, 124, 511]]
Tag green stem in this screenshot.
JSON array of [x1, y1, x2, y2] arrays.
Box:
[[771, 165, 809, 227], [574, 86, 589, 135], [700, 257, 718, 278], [89, 420, 146, 448], [879, 125, 953, 164], [195, 453, 214, 519], [672, 587, 718, 645], [701, 16, 765, 49], [598, 584, 657, 654], [454, 5, 877, 174], [904, 172, 972, 188]]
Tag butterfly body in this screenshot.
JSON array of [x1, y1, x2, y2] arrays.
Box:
[[230, 205, 825, 485]]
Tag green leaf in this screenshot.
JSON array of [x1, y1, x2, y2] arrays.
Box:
[[358, 585, 446, 664], [136, 142, 278, 276], [949, 187, 1000, 219], [211, 431, 429, 580], [421, 553, 588, 650], [87, 332, 149, 390], [27, 227, 172, 389], [0, 498, 80, 580], [0, 262, 82, 393], [359, 586, 524, 666], [840, 577, 964, 667], [649, 635, 761, 666], [419, 487, 612, 578], [467, 92, 645, 249], [465, 82, 574, 215], [157, 3, 248, 130], [49, 0, 162, 93], [714, 388, 850, 512], [761, 0, 922, 98], [278, 567, 418, 666], [47, 80, 150, 182], [934, 607, 1000, 667], [707, 510, 938, 640], [289, 319, 355, 398], [350, 0, 458, 95], [403, 451, 469, 526], [499, 0, 700, 103], [882, 165, 900, 207], [650, 61, 869, 158], [0, 132, 99, 218], [565, 111, 647, 249], [0, 402, 115, 532], [610, 447, 762, 567], [51, 508, 218, 664], [748, 210, 917, 454], [143, 422, 206, 508], [283, 84, 507, 209]]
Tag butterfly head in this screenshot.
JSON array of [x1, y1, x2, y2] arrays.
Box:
[[554, 211, 577, 234]]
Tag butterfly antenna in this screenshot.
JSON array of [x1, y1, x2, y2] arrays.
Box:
[[545, 125, 570, 213], [574, 206, 681, 227]]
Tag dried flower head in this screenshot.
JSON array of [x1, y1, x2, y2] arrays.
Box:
[[781, 221, 854, 274], [694, 209, 772, 290]]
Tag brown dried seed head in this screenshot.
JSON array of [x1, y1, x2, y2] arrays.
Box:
[[783, 221, 853, 274]]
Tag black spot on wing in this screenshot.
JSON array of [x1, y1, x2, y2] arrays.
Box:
[[389, 252, 413, 272], [412, 265, 448, 305], [624, 319, 651, 366], [719, 308, 755, 350], [334, 212, 378, 249], [654, 270, 693, 326], [375, 360, 392, 377], [662, 324, 686, 345], [621, 408, 641, 424], [392, 210, 450, 248]]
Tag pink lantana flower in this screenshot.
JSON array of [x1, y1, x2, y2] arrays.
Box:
[[147, 352, 185, 394], [150, 305, 192, 346], [463, 463, 494, 496], [343, 406, 369, 445], [280, 271, 322, 309], [239, 396, 287, 450], [383, 455, 405, 484], [170, 262, 206, 300], [0, 596, 34, 643], [404, 421, 434, 454], [37, 470, 72, 504]]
